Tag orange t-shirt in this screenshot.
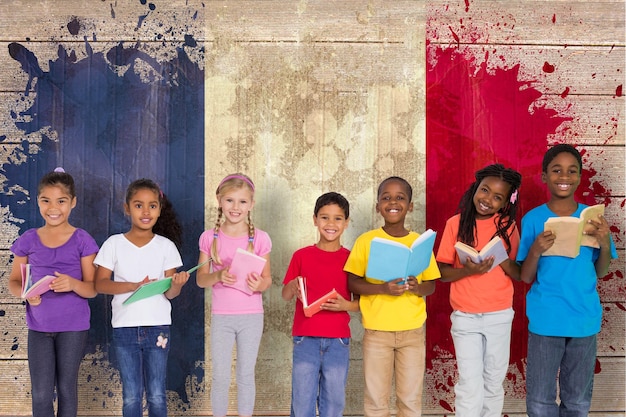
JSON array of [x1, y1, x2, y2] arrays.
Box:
[[436, 214, 519, 313]]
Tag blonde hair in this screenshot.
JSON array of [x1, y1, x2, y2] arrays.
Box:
[[211, 173, 256, 265]]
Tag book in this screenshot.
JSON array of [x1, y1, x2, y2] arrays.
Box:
[[454, 236, 509, 272], [365, 229, 437, 282], [543, 204, 605, 258], [122, 277, 172, 305], [20, 263, 55, 299], [122, 261, 207, 305], [297, 276, 339, 318], [224, 248, 267, 295]]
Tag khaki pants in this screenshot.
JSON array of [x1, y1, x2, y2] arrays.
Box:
[[362, 327, 426, 417]]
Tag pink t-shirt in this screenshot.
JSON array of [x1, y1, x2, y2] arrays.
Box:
[[436, 214, 519, 313], [198, 228, 271, 314]]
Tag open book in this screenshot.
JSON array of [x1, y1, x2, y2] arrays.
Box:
[[297, 276, 339, 317], [454, 236, 509, 272], [366, 229, 436, 282], [224, 248, 267, 295], [123, 261, 207, 305], [20, 263, 55, 299], [543, 204, 605, 258]]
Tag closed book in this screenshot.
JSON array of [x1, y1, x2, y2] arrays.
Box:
[[224, 248, 267, 295]]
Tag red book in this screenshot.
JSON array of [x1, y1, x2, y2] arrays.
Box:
[[297, 276, 339, 318]]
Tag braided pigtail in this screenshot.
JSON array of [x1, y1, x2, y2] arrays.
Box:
[[247, 212, 255, 252], [211, 207, 223, 265]]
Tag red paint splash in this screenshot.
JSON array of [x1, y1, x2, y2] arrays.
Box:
[[560, 86, 570, 98], [552, 14, 556, 23], [543, 61, 555, 73], [425, 45, 575, 402], [616, 84, 623, 97]]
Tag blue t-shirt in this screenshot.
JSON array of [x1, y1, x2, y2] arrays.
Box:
[[517, 203, 617, 337]]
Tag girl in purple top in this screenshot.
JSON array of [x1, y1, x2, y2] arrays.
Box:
[[8, 168, 99, 417], [196, 173, 272, 417]]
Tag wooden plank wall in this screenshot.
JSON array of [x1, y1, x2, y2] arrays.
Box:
[[0, 1, 623, 416]]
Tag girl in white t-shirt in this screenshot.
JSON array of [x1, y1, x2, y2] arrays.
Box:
[[196, 173, 272, 417], [94, 179, 190, 417]]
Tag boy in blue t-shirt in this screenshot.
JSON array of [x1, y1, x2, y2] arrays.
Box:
[[517, 144, 617, 417]]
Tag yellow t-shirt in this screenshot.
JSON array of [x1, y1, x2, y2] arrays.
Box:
[[344, 228, 441, 331]]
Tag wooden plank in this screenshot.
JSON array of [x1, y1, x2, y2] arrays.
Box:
[[425, 357, 625, 415], [0, 1, 426, 43], [0, 0, 205, 43], [427, 44, 624, 96], [427, 1, 625, 46]]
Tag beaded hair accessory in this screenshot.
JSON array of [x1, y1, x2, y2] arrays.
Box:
[[509, 189, 518, 204], [54, 167, 65, 173], [218, 174, 255, 192]]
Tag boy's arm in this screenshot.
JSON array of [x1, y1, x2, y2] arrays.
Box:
[[520, 231, 555, 284], [348, 272, 407, 296], [407, 276, 436, 296], [587, 214, 613, 277], [282, 278, 299, 301]]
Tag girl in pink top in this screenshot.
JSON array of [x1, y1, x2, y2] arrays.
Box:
[[435, 164, 521, 417], [196, 173, 272, 417]]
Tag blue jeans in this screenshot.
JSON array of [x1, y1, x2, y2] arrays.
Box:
[[28, 330, 88, 417], [526, 332, 596, 417], [113, 326, 171, 417], [290, 336, 350, 417]]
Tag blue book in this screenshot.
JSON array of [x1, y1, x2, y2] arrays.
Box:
[[366, 229, 436, 282]]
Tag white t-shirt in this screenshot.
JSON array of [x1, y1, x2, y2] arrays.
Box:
[[95, 233, 183, 328]]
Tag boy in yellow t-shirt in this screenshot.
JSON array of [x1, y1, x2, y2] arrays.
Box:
[[344, 176, 440, 417]]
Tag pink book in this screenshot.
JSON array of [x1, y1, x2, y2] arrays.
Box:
[[224, 248, 267, 295], [20, 264, 55, 299]]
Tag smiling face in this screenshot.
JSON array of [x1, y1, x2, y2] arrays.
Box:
[[124, 188, 161, 232], [376, 179, 413, 226], [472, 176, 512, 220], [37, 184, 76, 227], [542, 151, 581, 200], [217, 186, 255, 226], [314, 203, 349, 246]]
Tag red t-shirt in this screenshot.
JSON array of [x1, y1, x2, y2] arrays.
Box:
[[436, 214, 519, 313], [283, 245, 351, 337]]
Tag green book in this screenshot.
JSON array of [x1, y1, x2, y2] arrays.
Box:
[[122, 277, 172, 305]]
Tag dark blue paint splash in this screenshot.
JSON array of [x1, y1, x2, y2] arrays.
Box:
[[3, 38, 205, 403]]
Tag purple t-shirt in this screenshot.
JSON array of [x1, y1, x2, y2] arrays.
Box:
[[11, 228, 99, 332]]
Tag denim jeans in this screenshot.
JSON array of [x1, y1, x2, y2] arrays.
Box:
[[290, 336, 350, 417], [113, 326, 171, 417], [362, 327, 426, 417], [451, 308, 514, 417], [28, 330, 88, 417], [526, 332, 596, 417]]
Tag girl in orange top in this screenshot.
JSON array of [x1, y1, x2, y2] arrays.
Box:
[[435, 164, 522, 417]]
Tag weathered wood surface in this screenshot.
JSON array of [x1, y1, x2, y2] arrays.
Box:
[[0, 0, 623, 416]]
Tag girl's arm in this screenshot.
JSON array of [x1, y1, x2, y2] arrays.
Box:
[[164, 268, 190, 300], [500, 259, 521, 281], [348, 272, 407, 296], [48, 253, 98, 298], [438, 260, 492, 283], [94, 265, 149, 294], [7, 255, 27, 298], [195, 251, 236, 288]]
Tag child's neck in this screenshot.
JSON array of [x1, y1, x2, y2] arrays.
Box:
[[220, 221, 249, 237], [547, 196, 578, 216], [382, 223, 409, 238], [316, 240, 342, 252], [38, 222, 76, 248], [125, 228, 155, 247]]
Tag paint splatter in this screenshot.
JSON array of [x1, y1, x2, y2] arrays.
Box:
[[542, 61, 555, 73], [4, 39, 205, 404], [616, 84, 623, 97], [425, 44, 574, 403], [67, 17, 80, 35]]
